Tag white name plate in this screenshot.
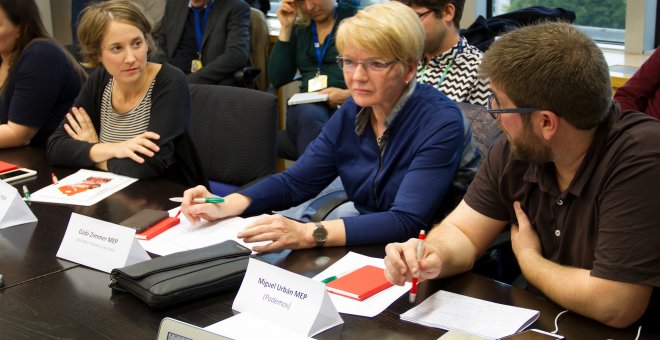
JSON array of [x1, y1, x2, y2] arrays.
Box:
[[207, 258, 343, 339], [56, 213, 150, 273], [0, 180, 37, 229]]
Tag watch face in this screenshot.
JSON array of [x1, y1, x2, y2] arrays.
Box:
[[313, 224, 327, 242]]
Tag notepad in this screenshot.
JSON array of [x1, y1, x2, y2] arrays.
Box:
[[0, 161, 18, 173], [287, 92, 329, 105], [135, 216, 180, 240], [326, 265, 393, 301]]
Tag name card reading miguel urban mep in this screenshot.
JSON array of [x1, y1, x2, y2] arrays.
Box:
[[205, 258, 343, 339], [57, 213, 151, 273], [0, 180, 37, 229]]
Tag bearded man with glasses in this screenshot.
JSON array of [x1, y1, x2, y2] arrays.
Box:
[[385, 22, 660, 330]]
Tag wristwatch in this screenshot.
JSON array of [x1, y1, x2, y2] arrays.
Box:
[[312, 222, 327, 248]]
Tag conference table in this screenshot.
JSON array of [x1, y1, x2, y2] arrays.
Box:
[[0, 147, 654, 339]]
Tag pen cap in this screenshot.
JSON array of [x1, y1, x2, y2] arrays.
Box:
[[419, 230, 426, 240]]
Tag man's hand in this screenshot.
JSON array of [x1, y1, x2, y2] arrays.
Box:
[[511, 201, 542, 261], [384, 238, 442, 286]]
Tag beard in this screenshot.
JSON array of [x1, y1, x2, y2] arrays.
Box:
[[504, 122, 553, 164]]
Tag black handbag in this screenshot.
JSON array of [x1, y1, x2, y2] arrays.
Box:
[[109, 240, 251, 308]]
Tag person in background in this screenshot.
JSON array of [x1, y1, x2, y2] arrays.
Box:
[[272, 0, 356, 160], [384, 22, 660, 329], [613, 47, 660, 119], [156, 0, 249, 85], [0, 0, 84, 149], [48, 0, 207, 187], [397, 0, 490, 106], [180, 2, 471, 253]]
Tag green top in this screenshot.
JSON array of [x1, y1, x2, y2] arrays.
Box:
[[268, 5, 357, 92]]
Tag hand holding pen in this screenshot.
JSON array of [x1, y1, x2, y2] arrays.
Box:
[[409, 230, 426, 303]]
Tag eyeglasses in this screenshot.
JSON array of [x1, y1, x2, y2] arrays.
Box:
[[336, 57, 399, 73], [486, 93, 539, 119], [416, 9, 433, 19]]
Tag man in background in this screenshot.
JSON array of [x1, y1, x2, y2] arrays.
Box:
[[397, 0, 491, 106], [157, 0, 250, 85]]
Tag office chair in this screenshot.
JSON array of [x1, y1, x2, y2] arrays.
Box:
[[233, 8, 269, 90], [189, 84, 278, 196]]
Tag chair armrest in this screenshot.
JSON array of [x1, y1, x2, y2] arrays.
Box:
[[234, 67, 261, 88], [308, 190, 349, 222]]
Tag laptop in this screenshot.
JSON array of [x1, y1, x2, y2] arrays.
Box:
[[157, 317, 232, 340]]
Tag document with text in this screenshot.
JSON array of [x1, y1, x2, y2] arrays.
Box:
[[400, 290, 539, 339], [30, 169, 137, 206], [138, 210, 269, 255]]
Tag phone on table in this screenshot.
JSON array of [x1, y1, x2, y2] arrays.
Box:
[[500, 329, 565, 339], [0, 168, 37, 183], [120, 209, 169, 233]]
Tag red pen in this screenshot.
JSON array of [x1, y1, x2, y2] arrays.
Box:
[[409, 230, 426, 303], [51, 172, 59, 185], [175, 209, 181, 218]]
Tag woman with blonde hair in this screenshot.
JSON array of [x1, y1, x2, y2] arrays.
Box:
[[180, 1, 470, 252], [48, 0, 206, 186], [0, 0, 84, 148]]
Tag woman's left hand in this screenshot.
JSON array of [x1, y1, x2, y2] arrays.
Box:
[[64, 107, 99, 144], [237, 214, 314, 252], [319, 87, 350, 108]]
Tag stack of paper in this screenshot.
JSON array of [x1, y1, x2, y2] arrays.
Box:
[[400, 290, 539, 339]]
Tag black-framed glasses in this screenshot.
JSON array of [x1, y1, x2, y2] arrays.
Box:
[[486, 93, 539, 119], [416, 9, 433, 19], [336, 57, 399, 73]]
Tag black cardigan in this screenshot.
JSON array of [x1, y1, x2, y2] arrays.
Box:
[[47, 63, 208, 188]]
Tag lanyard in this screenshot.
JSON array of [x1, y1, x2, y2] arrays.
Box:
[[420, 38, 463, 89], [193, 1, 214, 58], [310, 10, 337, 75]]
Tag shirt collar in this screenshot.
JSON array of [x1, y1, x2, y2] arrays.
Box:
[[422, 36, 466, 67], [355, 79, 417, 135], [189, 0, 214, 9]]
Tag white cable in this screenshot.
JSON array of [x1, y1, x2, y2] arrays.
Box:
[[551, 310, 569, 334], [634, 325, 642, 340]]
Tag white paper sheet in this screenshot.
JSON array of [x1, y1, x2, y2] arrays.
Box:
[[400, 290, 539, 339], [311, 252, 411, 317], [30, 169, 137, 206], [138, 209, 269, 255], [205, 312, 313, 340]]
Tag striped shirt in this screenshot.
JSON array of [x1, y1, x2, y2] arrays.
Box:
[[99, 78, 155, 143], [417, 37, 491, 107]]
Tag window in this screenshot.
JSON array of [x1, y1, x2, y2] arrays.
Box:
[[489, 0, 626, 45]]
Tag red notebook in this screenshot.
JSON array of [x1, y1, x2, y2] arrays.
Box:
[[326, 265, 393, 301], [135, 216, 180, 240], [0, 160, 18, 173]]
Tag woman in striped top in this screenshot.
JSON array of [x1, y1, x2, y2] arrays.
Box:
[[47, 0, 206, 186]]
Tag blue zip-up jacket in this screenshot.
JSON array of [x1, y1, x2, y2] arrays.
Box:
[[241, 83, 465, 245]]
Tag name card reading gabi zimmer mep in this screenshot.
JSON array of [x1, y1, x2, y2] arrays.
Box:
[[57, 213, 150, 273], [205, 258, 343, 339]]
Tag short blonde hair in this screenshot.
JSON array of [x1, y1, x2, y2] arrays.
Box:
[[77, 0, 156, 68], [336, 2, 423, 63]]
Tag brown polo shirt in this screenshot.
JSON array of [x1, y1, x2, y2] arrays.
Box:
[[464, 105, 660, 293]]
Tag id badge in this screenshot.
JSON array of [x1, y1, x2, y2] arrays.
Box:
[[191, 59, 203, 73], [308, 75, 328, 92]]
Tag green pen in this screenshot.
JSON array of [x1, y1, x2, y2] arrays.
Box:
[[169, 197, 225, 203], [22, 185, 31, 201], [321, 271, 350, 284]]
